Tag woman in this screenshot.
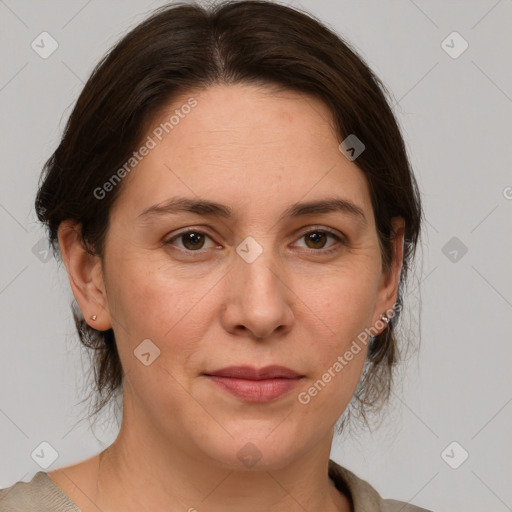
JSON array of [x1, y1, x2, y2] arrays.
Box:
[[0, 1, 429, 510]]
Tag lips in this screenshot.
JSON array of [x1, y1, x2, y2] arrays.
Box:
[[203, 365, 304, 402], [205, 365, 302, 380]]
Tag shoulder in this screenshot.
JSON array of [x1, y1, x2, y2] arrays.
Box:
[[328, 459, 434, 512], [0, 472, 81, 512]]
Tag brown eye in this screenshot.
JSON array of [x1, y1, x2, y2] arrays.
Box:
[[181, 232, 206, 250], [293, 228, 344, 254], [304, 231, 329, 249], [166, 230, 216, 252]]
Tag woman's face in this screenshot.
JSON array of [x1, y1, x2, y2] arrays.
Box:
[[81, 84, 403, 469]]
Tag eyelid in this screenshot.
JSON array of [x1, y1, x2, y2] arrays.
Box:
[[165, 227, 218, 250], [164, 225, 346, 253], [295, 225, 345, 241], [291, 225, 346, 252]]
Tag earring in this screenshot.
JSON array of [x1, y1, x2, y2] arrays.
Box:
[[91, 315, 97, 321], [380, 313, 389, 324]]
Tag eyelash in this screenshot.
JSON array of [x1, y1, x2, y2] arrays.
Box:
[[164, 226, 345, 256]]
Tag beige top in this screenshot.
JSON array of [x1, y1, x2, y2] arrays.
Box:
[[0, 459, 433, 511]]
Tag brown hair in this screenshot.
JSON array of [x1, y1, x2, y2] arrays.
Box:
[[35, 0, 423, 431]]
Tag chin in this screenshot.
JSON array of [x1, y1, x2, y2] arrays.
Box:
[[196, 424, 309, 472]]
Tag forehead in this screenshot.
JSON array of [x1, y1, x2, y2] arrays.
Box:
[[111, 83, 373, 225]]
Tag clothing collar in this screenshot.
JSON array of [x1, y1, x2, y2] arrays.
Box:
[[328, 458, 383, 511]]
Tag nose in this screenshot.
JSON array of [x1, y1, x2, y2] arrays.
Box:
[[220, 250, 294, 339]]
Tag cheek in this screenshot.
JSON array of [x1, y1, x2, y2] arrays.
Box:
[[297, 299, 370, 416], [299, 265, 379, 343], [292, 267, 377, 406], [297, 355, 366, 428], [107, 263, 215, 418], [105, 257, 216, 373]]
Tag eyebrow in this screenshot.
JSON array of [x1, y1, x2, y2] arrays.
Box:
[[137, 196, 367, 226]]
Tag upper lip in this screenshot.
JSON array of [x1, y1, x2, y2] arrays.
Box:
[[204, 365, 303, 380]]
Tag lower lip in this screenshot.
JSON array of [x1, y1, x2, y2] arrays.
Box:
[[206, 376, 303, 402]]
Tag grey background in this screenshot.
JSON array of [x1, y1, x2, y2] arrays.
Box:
[[1, 1, 511, 510]]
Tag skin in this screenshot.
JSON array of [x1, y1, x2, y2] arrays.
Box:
[[50, 83, 405, 512]]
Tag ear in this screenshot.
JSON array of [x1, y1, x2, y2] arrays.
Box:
[[371, 216, 405, 333], [57, 220, 112, 331]]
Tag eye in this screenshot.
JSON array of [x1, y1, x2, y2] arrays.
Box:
[[293, 227, 345, 254], [164, 227, 345, 255], [165, 229, 218, 252]]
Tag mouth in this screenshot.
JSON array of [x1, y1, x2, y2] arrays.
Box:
[[203, 365, 305, 402]]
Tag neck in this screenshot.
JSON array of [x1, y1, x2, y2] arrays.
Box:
[[90, 396, 350, 512]]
